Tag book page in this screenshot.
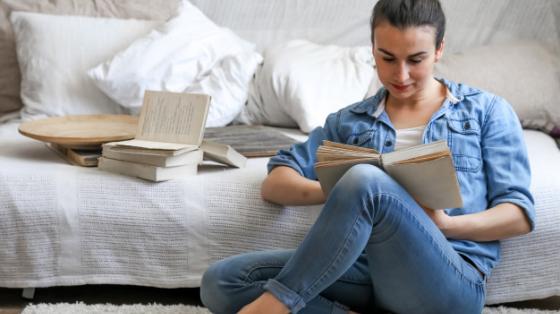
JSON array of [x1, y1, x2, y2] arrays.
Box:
[[316, 141, 380, 162], [322, 140, 379, 153], [135, 91, 210, 145], [392, 151, 449, 165]]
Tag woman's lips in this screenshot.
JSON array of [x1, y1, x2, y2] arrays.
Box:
[[391, 83, 411, 91]]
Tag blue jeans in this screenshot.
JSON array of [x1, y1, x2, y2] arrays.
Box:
[[200, 165, 486, 314]]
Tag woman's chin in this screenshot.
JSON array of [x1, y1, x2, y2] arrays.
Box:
[[387, 87, 415, 99]]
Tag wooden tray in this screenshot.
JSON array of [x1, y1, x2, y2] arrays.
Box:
[[19, 115, 138, 149]]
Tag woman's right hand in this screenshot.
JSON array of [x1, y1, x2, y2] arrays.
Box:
[[261, 166, 326, 206]]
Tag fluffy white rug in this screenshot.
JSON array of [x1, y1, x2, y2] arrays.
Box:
[[21, 302, 560, 314], [22, 303, 210, 314]]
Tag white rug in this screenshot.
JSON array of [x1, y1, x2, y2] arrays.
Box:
[[22, 303, 210, 314], [21, 302, 560, 314]]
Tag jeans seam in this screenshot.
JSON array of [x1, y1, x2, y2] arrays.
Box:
[[242, 264, 285, 284], [301, 213, 364, 300], [373, 192, 484, 287]]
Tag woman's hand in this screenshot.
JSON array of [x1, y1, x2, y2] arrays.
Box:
[[421, 206, 453, 236], [422, 203, 532, 241]]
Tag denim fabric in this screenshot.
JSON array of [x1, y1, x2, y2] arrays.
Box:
[[201, 165, 486, 313], [267, 78, 535, 276]]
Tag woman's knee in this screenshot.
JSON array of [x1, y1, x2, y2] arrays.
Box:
[[200, 251, 290, 313], [200, 257, 242, 313], [335, 164, 392, 196]]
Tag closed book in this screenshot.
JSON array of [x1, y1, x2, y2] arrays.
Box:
[[102, 142, 203, 167], [314, 140, 463, 209], [98, 157, 198, 182]]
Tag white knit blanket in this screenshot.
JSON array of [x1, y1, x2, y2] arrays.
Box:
[[0, 121, 558, 305]]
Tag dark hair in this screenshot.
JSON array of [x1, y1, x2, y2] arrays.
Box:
[[370, 0, 446, 49]]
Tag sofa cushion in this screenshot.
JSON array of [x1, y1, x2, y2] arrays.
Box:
[[238, 39, 377, 133], [10, 11, 159, 119], [88, 0, 260, 127], [182, 52, 263, 127], [0, 0, 180, 119], [435, 41, 560, 136]]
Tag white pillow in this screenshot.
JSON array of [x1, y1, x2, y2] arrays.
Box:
[[435, 41, 560, 131], [88, 0, 256, 110], [10, 11, 159, 120], [184, 52, 263, 127], [238, 40, 375, 133]]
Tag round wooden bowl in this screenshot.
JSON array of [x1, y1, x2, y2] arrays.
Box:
[[18, 115, 138, 149]]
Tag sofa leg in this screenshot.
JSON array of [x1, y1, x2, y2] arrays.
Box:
[[22, 288, 35, 300]]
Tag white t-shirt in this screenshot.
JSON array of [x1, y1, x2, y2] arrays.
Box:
[[373, 99, 426, 150], [395, 125, 425, 150]]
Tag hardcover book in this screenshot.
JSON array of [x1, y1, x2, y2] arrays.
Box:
[[314, 140, 463, 209]]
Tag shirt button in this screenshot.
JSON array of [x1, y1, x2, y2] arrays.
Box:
[[464, 121, 471, 130], [385, 140, 393, 147]]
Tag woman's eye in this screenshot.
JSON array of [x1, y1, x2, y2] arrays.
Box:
[[383, 58, 395, 63], [409, 59, 422, 64]]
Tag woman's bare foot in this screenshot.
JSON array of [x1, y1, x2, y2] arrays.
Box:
[[237, 292, 290, 314]]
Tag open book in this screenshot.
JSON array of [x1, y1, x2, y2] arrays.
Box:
[[200, 140, 247, 168], [314, 140, 463, 209], [114, 90, 210, 151]]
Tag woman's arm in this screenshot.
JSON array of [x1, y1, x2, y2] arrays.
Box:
[[261, 166, 326, 206], [425, 203, 532, 242], [427, 97, 535, 242]]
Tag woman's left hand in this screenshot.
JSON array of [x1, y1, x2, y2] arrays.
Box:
[[422, 207, 453, 235]]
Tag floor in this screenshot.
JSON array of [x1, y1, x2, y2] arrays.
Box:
[[0, 285, 558, 314], [0, 286, 203, 314]]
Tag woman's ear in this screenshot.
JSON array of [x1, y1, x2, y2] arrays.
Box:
[[435, 39, 445, 62]]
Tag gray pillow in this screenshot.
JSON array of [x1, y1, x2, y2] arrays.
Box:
[[0, 0, 180, 119], [435, 41, 560, 136]]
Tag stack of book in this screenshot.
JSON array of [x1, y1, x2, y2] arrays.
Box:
[[99, 143, 203, 182], [99, 140, 247, 182], [98, 90, 246, 182]]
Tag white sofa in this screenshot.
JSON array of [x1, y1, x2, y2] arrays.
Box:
[[0, 0, 559, 306]]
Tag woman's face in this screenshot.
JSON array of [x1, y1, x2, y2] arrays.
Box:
[[372, 22, 444, 101]]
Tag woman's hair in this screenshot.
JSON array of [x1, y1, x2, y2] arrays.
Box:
[[370, 0, 446, 49]]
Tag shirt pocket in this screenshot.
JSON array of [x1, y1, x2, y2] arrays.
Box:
[[347, 129, 375, 147], [447, 118, 482, 173]]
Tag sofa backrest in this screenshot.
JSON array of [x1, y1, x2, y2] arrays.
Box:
[[0, 0, 558, 120], [191, 0, 559, 52]]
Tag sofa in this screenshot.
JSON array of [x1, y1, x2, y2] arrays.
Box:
[[0, 0, 559, 306]]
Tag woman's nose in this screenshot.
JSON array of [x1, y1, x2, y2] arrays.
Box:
[[394, 62, 409, 82]]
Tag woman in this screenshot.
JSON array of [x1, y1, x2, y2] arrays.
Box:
[[200, 0, 535, 313]]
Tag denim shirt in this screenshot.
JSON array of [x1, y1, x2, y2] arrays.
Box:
[[268, 78, 536, 276]]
